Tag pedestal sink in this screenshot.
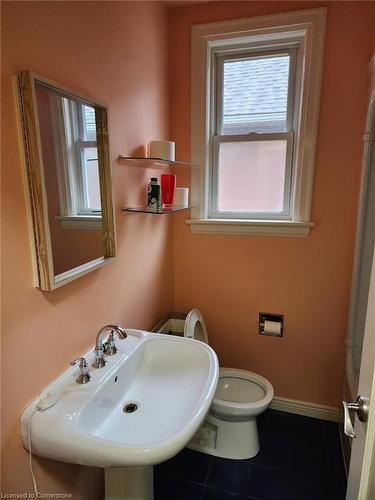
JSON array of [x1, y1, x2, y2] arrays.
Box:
[[20, 329, 219, 499]]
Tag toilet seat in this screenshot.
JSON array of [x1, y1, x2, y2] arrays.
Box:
[[211, 368, 274, 419], [184, 309, 209, 343]]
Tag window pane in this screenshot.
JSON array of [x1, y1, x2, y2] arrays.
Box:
[[82, 147, 101, 210], [222, 54, 290, 134], [82, 105, 97, 141], [217, 141, 287, 213]]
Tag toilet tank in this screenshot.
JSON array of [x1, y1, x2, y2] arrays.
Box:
[[152, 310, 209, 344], [151, 312, 187, 337]]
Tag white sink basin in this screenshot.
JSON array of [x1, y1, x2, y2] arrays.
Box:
[[20, 330, 219, 468]]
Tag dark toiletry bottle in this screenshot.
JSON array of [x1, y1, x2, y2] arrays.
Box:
[[147, 177, 161, 209]]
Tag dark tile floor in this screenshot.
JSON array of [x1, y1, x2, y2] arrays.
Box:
[[154, 410, 347, 500]]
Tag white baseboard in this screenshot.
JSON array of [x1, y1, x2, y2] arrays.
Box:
[[270, 396, 341, 422]]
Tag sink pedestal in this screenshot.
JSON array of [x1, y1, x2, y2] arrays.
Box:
[[105, 465, 154, 500]]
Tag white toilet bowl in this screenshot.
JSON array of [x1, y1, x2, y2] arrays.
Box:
[[184, 309, 274, 459]]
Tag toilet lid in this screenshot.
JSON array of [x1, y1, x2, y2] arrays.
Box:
[[184, 309, 209, 344]]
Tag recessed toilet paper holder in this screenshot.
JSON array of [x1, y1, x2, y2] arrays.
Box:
[[259, 312, 284, 337]]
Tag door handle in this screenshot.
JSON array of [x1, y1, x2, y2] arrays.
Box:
[[342, 396, 368, 438]]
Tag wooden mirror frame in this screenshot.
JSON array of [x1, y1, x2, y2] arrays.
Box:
[[16, 71, 116, 291]]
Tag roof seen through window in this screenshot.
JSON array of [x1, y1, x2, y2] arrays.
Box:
[[222, 54, 290, 134]]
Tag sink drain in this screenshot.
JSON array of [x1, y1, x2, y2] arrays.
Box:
[[123, 402, 138, 414]]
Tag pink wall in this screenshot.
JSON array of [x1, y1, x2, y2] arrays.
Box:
[[169, 1, 375, 407], [1, 1, 172, 496]]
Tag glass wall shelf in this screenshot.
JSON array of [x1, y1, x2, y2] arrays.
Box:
[[118, 155, 195, 167], [122, 205, 195, 215]]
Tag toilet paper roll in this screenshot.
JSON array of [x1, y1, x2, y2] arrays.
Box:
[[264, 320, 282, 335], [174, 187, 189, 206], [149, 141, 175, 161]]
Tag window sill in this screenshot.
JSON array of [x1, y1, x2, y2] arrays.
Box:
[[186, 218, 315, 237], [55, 215, 102, 230]]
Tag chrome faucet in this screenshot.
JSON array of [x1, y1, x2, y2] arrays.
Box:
[[92, 324, 127, 368], [71, 357, 91, 384]]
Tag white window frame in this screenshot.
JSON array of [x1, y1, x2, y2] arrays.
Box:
[[211, 48, 296, 220], [75, 137, 100, 215], [189, 8, 327, 237]]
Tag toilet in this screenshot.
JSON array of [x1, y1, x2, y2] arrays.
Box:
[[184, 309, 274, 460]]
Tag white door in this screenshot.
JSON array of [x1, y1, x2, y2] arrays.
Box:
[[345, 246, 375, 500]]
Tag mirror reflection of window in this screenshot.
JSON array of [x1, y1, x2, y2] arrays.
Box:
[[48, 94, 102, 221], [76, 104, 101, 214]]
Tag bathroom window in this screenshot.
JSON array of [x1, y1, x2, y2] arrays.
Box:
[[212, 50, 295, 219], [189, 8, 326, 236]]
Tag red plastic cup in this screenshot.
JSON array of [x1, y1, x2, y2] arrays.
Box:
[[161, 174, 176, 208]]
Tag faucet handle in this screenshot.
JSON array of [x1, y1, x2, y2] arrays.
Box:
[[92, 346, 107, 368], [103, 331, 117, 356], [70, 357, 91, 384], [71, 357, 88, 368]]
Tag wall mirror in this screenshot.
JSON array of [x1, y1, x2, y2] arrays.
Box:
[[16, 72, 116, 291]]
